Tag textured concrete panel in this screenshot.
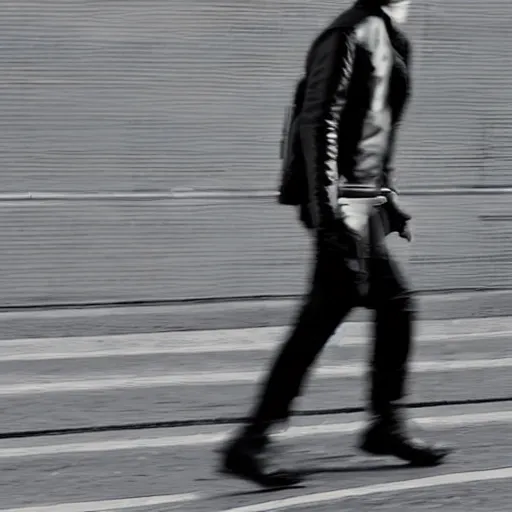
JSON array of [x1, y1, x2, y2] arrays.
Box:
[[0, 1, 511, 313], [0, 193, 508, 307], [1, 1, 512, 193]]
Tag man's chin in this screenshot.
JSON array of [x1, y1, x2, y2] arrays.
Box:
[[382, 0, 411, 24]]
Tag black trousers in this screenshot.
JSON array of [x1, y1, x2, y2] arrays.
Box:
[[247, 210, 414, 432]]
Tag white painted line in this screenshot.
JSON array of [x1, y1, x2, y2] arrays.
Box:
[[218, 467, 512, 512], [0, 327, 510, 361], [0, 329, 284, 349], [2, 411, 512, 458], [0, 357, 510, 394], [0, 492, 200, 512], [2, 467, 511, 512]]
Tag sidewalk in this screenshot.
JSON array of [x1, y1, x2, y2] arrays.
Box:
[[1, 289, 512, 340]]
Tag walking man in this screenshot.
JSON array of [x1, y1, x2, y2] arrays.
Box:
[[220, 0, 451, 487]]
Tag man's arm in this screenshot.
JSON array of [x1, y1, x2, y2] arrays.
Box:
[[381, 118, 413, 239], [380, 34, 413, 240], [382, 34, 411, 193], [299, 29, 357, 231]]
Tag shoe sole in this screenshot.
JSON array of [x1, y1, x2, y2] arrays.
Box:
[[359, 442, 452, 467], [219, 465, 304, 489]]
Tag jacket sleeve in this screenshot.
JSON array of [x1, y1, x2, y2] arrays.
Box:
[[299, 29, 357, 230], [382, 35, 411, 194], [381, 125, 400, 193]]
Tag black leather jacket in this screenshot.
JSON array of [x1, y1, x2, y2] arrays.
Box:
[[299, 1, 411, 231]]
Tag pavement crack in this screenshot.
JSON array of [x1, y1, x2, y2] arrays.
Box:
[[1, 396, 511, 440]]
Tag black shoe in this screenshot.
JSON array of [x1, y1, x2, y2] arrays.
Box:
[[219, 433, 303, 488], [359, 418, 452, 467]]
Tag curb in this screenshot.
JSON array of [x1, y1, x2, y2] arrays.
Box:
[[1, 290, 512, 339]]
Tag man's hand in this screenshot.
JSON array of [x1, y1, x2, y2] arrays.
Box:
[[399, 222, 412, 242], [381, 191, 412, 241], [389, 192, 412, 242]]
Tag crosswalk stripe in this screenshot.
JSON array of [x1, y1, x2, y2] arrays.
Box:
[[0, 327, 510, 361], [219, 468, 512, 512], [0, 358, 511, 395], [0, 493, 200, 512]]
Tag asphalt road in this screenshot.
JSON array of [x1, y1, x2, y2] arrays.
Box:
[[0, 318, 511, 511]]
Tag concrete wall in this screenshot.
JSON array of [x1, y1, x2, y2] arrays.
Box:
[[1, 1, 511, 308]]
